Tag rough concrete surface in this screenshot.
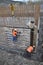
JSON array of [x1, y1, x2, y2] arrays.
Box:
[[0, 28, 43, 65], [0, 16, 43, 65]]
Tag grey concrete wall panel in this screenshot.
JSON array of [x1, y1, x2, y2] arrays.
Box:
[[38, 17, 43, 45], [0, 17, 30, 27], [0, 17, 33, 49], [0, 27, 30, 49]]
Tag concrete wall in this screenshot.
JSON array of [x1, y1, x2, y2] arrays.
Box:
[[0, 17, 34, 48], [38, 17, 43, 46], [0, 17, 33, 27]]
